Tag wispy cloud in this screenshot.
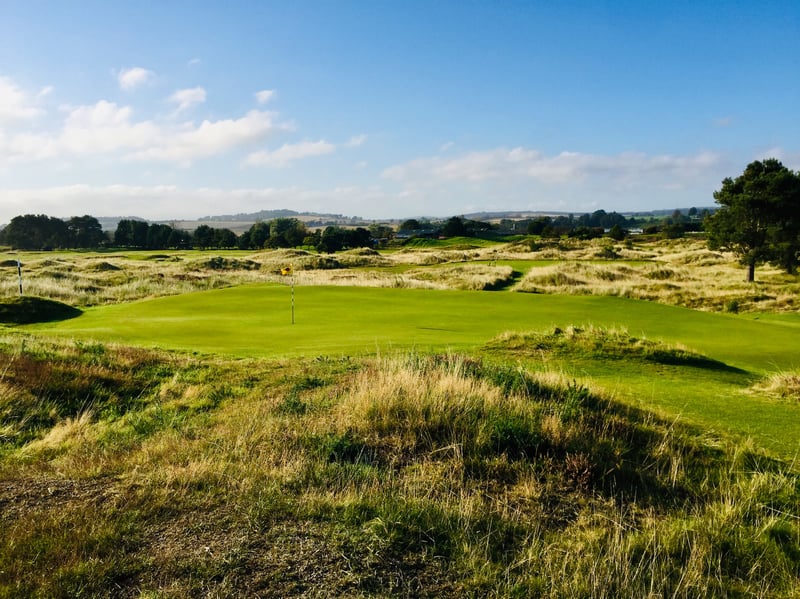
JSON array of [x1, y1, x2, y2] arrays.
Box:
[[345, 134, 367, 148], [0, 76, 43, 122], [244, 140, 335, 167], [0, 183, 390, 221], [116, 67, 155, 91], [168, 87, 206, 113], [383, 148, 725, 188], [255, 89, 276, 104], [757, 147, 800, 170]]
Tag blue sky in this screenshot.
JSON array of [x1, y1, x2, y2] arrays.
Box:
[[1, 1, 798, 222]]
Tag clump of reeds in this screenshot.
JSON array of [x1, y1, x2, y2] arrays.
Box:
[[751, 371, 800, 401]]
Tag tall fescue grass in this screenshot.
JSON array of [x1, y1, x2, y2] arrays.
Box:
[[3, 237, 798, 312], [2, 334, 798, 597], [751, 371, 800, 401]]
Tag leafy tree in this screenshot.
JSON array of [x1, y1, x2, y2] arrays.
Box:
[[193, 225, 215, 249], [527, 217, 552, 236], [442, 216, 467, 237], [2, 214, 70, 249], [146, 224, 171, 249], [237, 229, 252, 249], [268, 217, 307, 248], [318, 226, 345, 253], [213, 228, 238, 248], [245, 221, 271, 249], [568, 226, 603, 240], [346, 227, 372, 248], [607, 224, 627, 241], [67, 215, 106, 248], [399, 219, 420, 232], [706, 159, 800, 281], [168, 227, 192, 249], [114, 219, 149, 248], [316, 226, 372, 253]]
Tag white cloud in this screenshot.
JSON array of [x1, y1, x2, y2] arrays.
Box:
[[168, 87, 206, 112], [132, 110, 288, 163], [187, 58, 202, 67], [0, 102, 289, 165], [117, 67, 155, 91], [757, 147, 800, 170], [0, 76, 42, 122], [255, 89, 276, 104], [345, 134, 367, 148], [244, 140, 335, 167], [0, 184, 393, 222], [383, 148, 725, 188], [36, 86, 54, 101]]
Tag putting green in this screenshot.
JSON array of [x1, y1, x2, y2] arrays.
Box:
[[18, 284, 800, 457], [25, 285, 799, 372]]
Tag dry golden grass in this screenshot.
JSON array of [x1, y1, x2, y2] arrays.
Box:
[[750, 372, 800, 401], [512, 237, 799, 312], [2, 335, 799, 597], [2, 237, 798, 312]]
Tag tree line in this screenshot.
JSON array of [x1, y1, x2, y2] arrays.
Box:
[[0, 214, 376, 253], [2, 159, 798, 281]]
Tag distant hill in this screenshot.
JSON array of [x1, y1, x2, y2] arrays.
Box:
[[96, 216, 147, 231], [197, 209, 351, 222]]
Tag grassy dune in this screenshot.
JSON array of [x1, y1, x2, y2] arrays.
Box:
[[1, 340, 800, 597], [2, 236, 800, 596]]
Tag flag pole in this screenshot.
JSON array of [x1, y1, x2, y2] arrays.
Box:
[[17, 260, 23, 296], [281, 264, 295, 324]]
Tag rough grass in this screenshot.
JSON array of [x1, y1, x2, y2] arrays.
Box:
[[509, 238, 800, 313], [750, 372, 800, 401], [1, 335, 799, 597], [487, 325, 737, 370], [3, 237, 798, 312], [0, 296, 82, 324]]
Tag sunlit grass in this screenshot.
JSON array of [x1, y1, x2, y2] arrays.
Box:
[[2, 340, 799, 597]]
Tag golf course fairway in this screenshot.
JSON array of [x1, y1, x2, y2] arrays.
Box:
[[25, 284, 798, 372]]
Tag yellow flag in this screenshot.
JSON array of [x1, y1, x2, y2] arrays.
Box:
[[281, 266, 293, 276]]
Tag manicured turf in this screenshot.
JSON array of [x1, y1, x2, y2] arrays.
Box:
[[25, 284, 797, 369], [21, 284, 800, 457]]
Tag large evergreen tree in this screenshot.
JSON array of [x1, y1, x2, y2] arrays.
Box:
[[706, 159, 800, 281]]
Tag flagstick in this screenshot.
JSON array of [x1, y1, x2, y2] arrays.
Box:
[[17, 260, 23, 296]]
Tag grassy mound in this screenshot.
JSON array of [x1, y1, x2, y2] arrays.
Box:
[[84, 261, 121, 272], [487, 325, 737, 370], [0, 297, 82, 324]]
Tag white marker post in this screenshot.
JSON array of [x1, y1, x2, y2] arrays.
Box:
[[17, 260, 22, 296]]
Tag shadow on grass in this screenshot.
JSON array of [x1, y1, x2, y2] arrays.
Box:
[[484, 270, 523, 291], [647, 349, 747, 373], [0, 296, 83, 324]]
